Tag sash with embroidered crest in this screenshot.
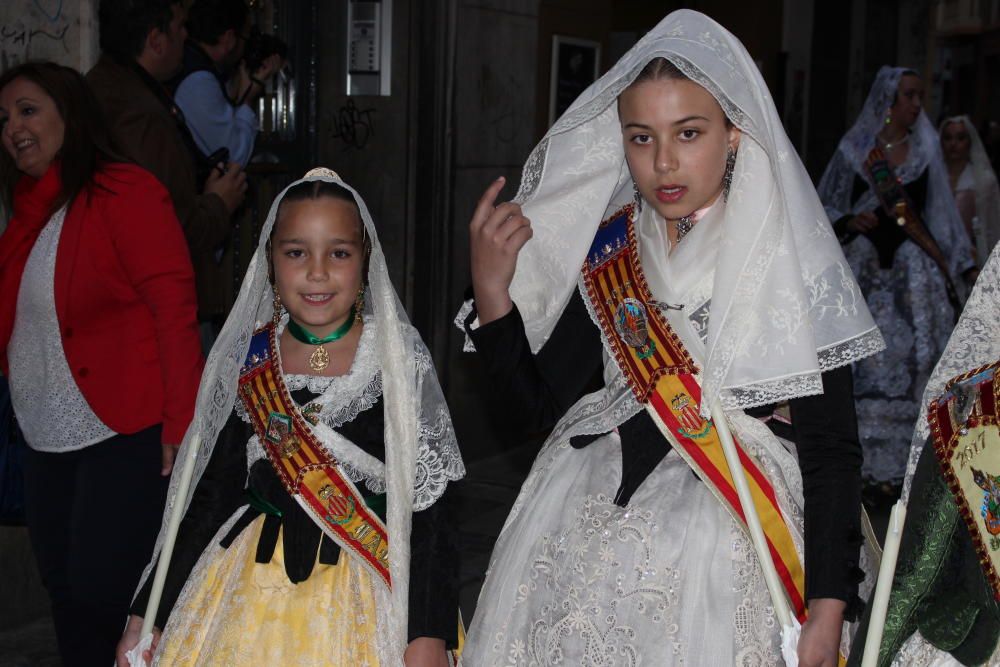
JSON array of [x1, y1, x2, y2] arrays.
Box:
[[863, 145, 961, 313], [929, 359, 1000, 601], [238, 323, 391, 589], [581, 204, 807, 620]]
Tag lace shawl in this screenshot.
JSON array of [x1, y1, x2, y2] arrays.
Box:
[[901, 241, 1000, 502]]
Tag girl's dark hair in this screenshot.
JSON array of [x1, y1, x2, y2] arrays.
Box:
[[0, 62, 119, 214], [633, 57, 689, 85], [276, 179, 361, 217], [269, 179, 371, 281], [625, 57, 734, 128]]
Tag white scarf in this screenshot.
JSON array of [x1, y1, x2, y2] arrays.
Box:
[[459, 8, 884, 417]]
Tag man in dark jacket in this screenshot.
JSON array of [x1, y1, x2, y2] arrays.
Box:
[[87, 0, 246, 330]]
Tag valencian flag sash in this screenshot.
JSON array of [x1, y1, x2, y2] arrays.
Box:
[[581, 205, 807, 621], [864, 145, 961, 314], [238, 323, 391, 589], [930, 359, 1000, 601]]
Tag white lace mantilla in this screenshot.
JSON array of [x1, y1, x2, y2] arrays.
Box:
[[902, 241, 1000, 500], [239, 314, 463, 509]]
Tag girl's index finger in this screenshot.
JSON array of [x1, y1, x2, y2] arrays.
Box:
[[472, 176, 507, 228]]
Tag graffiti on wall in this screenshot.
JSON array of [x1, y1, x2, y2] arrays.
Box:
[[0, 0, 92, 71]]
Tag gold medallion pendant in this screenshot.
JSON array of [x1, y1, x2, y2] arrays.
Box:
[[309, 345, 330, 372]]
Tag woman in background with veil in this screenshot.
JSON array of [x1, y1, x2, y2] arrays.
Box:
[[116, 169, 465, 666], [817, 67, 975, 493], [941, 115, 1000, 268], [457, 10, 883, 666]]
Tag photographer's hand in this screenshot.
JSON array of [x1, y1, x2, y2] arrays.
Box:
[[254, 54, 283, 84], [235, 56, 283, 105]]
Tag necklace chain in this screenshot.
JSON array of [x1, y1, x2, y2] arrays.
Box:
[[878, 131, 910, 151], [285, 306, 357, 372]]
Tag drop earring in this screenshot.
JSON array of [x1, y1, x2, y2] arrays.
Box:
[[354, 286, 365, 324], [633, 180, 643, 213], [272, 286, 284, 326], [723, 146, 736, 202]]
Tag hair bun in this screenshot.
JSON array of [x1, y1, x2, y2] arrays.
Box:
[[303, 167, 341, 180]]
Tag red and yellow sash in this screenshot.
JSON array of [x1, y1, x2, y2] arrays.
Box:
[[863, 145, 961, 311], [238, 323, 391, 589], [581, 204, 807, 620]]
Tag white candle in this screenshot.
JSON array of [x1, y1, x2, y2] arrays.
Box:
[[861, 500, 907, 667], [140, 434, 202, 638]]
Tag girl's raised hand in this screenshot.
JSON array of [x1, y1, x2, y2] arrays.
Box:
[[469, 176, 533, 325]]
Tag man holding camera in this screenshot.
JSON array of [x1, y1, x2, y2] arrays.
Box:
[[174, 0, 283, 168]]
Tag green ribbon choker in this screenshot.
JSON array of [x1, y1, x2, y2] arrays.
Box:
[[286, 305, 356, 345]]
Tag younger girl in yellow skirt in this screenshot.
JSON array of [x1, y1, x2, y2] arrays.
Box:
[[115, 169, 465, 667]]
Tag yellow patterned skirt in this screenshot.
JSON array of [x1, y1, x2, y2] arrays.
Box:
[[155, 513, 384, 666]]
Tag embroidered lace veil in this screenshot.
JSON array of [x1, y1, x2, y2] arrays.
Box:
[[458, 9, 884, 415]]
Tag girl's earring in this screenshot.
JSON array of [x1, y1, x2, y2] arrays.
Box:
[[272, 286, 284, 326], [885, 112, 892, 126], [354, 286, 365, 324], [633, 181, 643, 213], [723, 146, 736, 202]]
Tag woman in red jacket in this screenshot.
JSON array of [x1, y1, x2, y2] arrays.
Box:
[[0, 62, 203, 667]]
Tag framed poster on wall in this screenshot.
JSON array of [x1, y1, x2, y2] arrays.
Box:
[[549, 35, 601, 126]]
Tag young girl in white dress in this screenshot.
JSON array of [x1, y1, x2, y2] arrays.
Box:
[[458, 10, 883, 666]]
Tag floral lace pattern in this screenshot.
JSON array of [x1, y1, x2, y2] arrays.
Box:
[[464, 441, 795, 667], [237, 316, 463, 506], [902, 243, 1000, 501], [493, 494, 683, 667], [847, 241, 954, 483], [731, 522, 781, 666], [155, 512, 385, 667], [8, 206, 116, 452]]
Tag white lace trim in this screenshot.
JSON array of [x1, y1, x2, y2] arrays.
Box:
[[238, 318, 463, 506], [902, 242, 1000, 501], [8, 206, 117, 452]]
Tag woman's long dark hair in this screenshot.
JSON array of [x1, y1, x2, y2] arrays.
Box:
[[0, 62, 120, 214]]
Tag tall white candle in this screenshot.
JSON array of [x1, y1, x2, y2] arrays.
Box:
[[861, 500, 907, 667]]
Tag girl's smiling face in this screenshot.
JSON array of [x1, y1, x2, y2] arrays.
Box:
[[271, 197, 365, 338], [619, 76, 739, 221]]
